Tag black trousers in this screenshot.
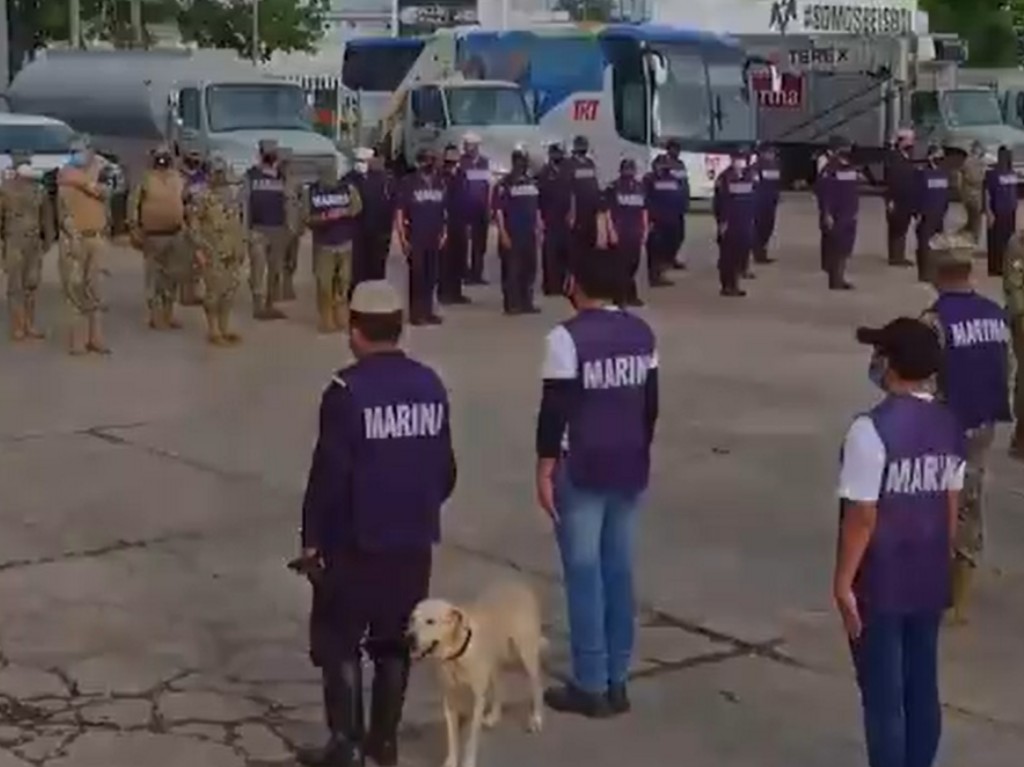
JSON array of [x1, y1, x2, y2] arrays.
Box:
[[887, 204, 914, 264], [354, 228, 390, 284], [988, 213, 1016, 277], [572, 218, 598, 255], [647, 221, 682, 280], [823, 226, 855, 287], [499, 238, 538, 311], [309, 547, 432, 667], [615, 240, 642, 302], [718, 235, 750, 291], [542, 223, 570, 295], [408, 244, 440, 320], [465, 211, 490, 281], [439, 223, 467, 299], [754, 203, 778, 261]]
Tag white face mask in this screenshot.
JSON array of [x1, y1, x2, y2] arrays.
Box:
[[354, 161, 369, 175], [732, 159, 747, 171]]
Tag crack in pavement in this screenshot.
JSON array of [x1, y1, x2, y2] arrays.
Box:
[[0, 421, 152, 446], [0, 533, 202, 574]]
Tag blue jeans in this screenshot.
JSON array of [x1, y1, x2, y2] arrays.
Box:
[[850, 611, 943, 767], [554, 468, 641, 694]]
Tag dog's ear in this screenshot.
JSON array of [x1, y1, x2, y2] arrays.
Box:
[[445, 605, 465, 636]]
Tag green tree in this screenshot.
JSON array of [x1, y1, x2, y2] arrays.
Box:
[[555, 0, 616, 23], [176, 0, 329, 62], [921, 0, 1018, 67]]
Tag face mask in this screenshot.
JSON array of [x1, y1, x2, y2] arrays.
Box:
[[68, 152, 87, 168], [621, 170, 636, 180], [573, 148, 587, 157], [732, 159, 747, 171], [550, 155, 563, 165], [354, 161, 369, 175], [868, 354, 887, 390]]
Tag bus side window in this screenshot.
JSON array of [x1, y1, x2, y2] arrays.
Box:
[[603, 38, 647, 144]]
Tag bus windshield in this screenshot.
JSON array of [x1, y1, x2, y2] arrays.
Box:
[[648, 43, 754, 145], [206, 85, 311, 132], [342, 40, 425, 92], [445, 87, 534, 126]]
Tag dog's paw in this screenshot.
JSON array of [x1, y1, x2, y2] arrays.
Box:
[[482, 708, 502, 729], [527, 711, 544, 733]]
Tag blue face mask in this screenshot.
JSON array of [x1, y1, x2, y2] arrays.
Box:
[[868, 354, 887, 390], [68, 152, 87, 168]]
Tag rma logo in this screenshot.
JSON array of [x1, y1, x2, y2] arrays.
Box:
[[770, 0, 799, 33]]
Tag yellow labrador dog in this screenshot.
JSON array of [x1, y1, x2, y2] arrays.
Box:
[[409, 581, 545, 767]]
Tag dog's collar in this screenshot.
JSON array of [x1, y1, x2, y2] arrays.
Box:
[[444, 626, 473, 662]]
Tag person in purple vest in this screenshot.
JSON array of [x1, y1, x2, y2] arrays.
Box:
[[816, 135, 860, 291], [439, 144, 471, 305], [914, 145, 951, 283], [661, 138, 690, 270], [643, 154, 682, 288], [296, 280, 457, 767], [538, 142, 572, 295], [753, 143, 781, 265], [347, 147, 394, 287], [535, 255, 659, 718], [307, 164, 362, 334], [886, 128, 918, 267], [395, 148, 446, 326], [984, 146, 1017, 278], [495, 148, 541, 315], [836, 317, 966, 767], [567, 135, 601, 258], [713, 147, 757, 297], [602, 158, 648, 307], [456, 132, 492, 286], [244, 138, 290, 320], [919, 234, 1012, 622]]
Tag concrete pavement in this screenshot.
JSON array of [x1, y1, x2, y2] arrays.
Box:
[[1, 194, 1022, 766]]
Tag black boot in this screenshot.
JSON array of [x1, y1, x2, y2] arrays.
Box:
[[298, 662, 365, 767], [365, 658, 409, 766]]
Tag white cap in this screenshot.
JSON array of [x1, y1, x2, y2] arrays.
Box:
[[350, 280, 403, 314], [354, 147, 375, 161], [463, 132, 482, 144]]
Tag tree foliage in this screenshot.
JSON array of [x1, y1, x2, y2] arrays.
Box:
[[10, 0, 329, 61], [920, 0, 1019, 67], [554, 0, 616, 23]]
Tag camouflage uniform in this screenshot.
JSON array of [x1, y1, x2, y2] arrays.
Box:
[[1, 158, 56, 341], [1006, 233, 1024, 457], [959, 148, 987, 244], [57, 150, 111, 355], [305, 176, 362, 333], [128, 158, 188, 330], [279, 148, 305, 302], [187, 159, 246, 347]]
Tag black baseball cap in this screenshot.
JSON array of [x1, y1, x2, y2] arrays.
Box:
[[856, 318, 942, 382]]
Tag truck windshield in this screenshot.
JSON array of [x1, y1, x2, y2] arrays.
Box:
[[342, 40, 424, 92], [649, 43, 754, 145], [445, 87, 533, 126], [943, 90, 1005, 127], [0, 122, 75, 153], [206, 85, 311, 132]]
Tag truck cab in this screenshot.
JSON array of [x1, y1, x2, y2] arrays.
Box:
[[385, 79, 546, 175], [910, 86, 1024, 177]]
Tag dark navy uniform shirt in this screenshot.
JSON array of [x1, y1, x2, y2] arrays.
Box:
[[302, 351, 457, 554]]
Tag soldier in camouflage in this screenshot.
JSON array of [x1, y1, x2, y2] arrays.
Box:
[[1, 150, 56, 341], [57, 137, 112, 356], [958, 141, 987, 245], [922, 234, 1013, 622], [187, 157, 246, 347], [279, 147, 305, 302], [1006, 231, 1024, 459]]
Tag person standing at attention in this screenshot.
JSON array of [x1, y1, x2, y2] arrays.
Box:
[[535, 255, 659, 718], [835, 317, 965, 767]]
